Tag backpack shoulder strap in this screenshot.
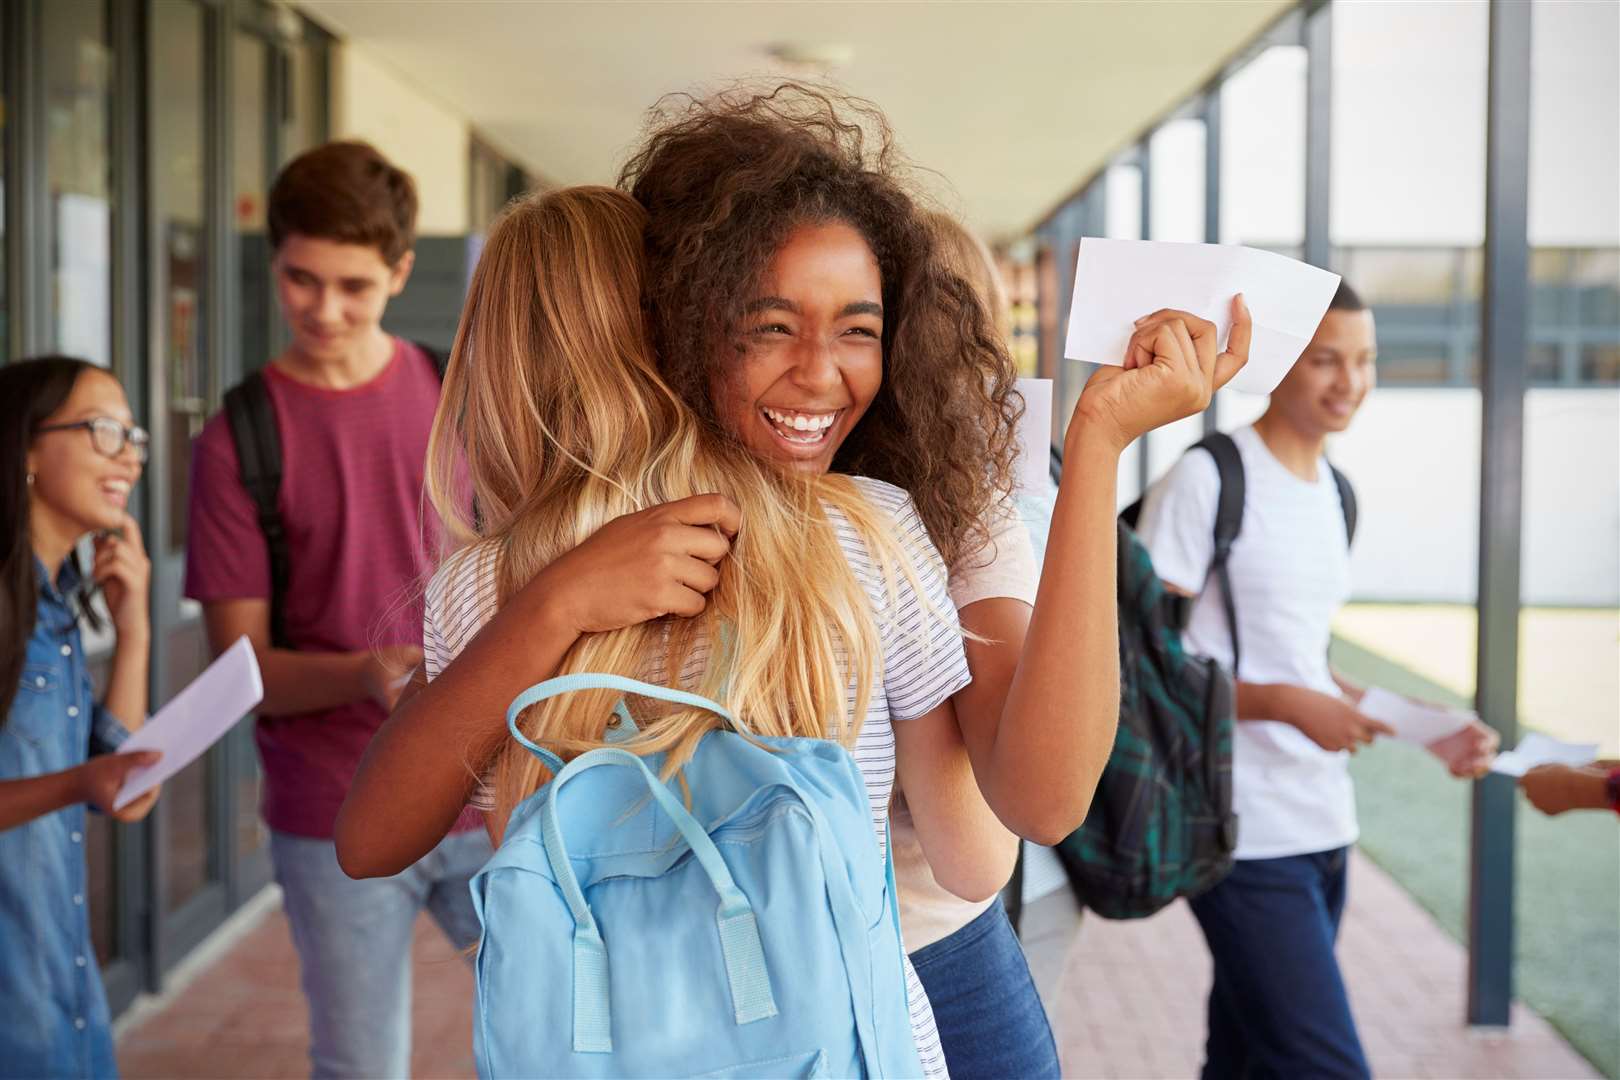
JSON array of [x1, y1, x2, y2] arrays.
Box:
[[1192, 432, 1245, 677], [1329, 462, 1357, 546], [412, 339, 449, 380], [223, 371, 292, 649]]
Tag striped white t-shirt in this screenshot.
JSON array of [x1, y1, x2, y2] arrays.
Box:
[[422, 475, 970, 1078]]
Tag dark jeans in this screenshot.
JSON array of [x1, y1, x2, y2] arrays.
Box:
[[1188, 846, 1371, 1080], [909, 902, 1061, 1080]]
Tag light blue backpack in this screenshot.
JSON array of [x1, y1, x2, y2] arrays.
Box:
[[470, 672, 923, 1079]]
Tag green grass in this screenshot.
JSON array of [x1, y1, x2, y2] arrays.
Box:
[[1332, 635, 1620, 1079]]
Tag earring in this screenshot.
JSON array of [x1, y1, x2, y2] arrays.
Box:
[[25, 473, 34, 486]]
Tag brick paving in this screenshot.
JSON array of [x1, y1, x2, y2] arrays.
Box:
[[118, 850, 1599, 1079], [1025, 849, 1599, 1079]]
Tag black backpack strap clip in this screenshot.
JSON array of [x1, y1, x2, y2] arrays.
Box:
[[223, 371, 292, 649]]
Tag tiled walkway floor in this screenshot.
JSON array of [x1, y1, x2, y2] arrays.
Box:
[[118, 850, 1600, 1079], [117, 900, 476, 1079], [1023, 849, 1599, 1080]]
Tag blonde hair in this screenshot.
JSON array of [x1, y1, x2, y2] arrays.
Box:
[[426, 187, 917, 832], [923, 211, 1010, 340]]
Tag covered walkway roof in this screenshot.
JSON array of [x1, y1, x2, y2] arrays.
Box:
[[296, 0, 1292, 237]]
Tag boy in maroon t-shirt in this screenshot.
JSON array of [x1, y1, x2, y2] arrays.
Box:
[[185, 141, 488, 1078]]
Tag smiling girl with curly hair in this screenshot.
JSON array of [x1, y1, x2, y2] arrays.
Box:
[[620, 82, 1249, 1078]]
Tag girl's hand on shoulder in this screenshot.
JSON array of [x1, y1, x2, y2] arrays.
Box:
[[94, 513, 151, 639], [1074, 294, 1251, 452], [76, 750, 161, 818], [534, 494, 742, 635]]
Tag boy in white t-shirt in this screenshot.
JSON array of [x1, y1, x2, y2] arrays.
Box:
[[1136, 282, 1497, 1079]]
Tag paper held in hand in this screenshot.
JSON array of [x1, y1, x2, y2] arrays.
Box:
[[1064, 238, 1342, 396], [1358, 686, 1473, 746], [1489, 732, 1600, 778], [113, 635, 264, 810]]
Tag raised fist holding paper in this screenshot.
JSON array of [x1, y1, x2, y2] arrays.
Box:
[[1073, 295, 1251, 452]]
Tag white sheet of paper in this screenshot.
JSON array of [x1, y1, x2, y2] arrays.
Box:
[[1489, 732, 1599, 778], [1063, 238, 1342, 396], [1359, 686, 1472, 746], [113, 636, 263, 809], [1014, 378, 1054, 493]]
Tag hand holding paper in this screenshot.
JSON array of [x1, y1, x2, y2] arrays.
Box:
[[1359, 687, 1474, 746], [113, 636, 264, 810], [1065, 238, 1341, 396], [1490, 732, 1599, 779]]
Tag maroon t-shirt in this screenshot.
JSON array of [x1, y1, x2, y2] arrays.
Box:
[[185, 339, 481, 839]]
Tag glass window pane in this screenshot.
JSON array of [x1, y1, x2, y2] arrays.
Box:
[[236, 33, 274, 373], [44, 0, 115, 372], [1149, 119, 1205, 244], [1220, 45, 1306, 249], [1104, 164, 1141, 241], [283, 36, 328, 164], [1572, 250, 1619, 330], [154, 0, 208, 552], [160, 628, 214, 913], [1373, 343, 1451, 386], [1527, 342, 1563, 385], [1579, 345, 1620, 385]]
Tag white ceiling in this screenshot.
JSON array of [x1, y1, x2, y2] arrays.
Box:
[[296, 0, 1294, 238]]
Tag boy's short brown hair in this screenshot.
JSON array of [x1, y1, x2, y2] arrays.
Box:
[[268, 141, 418, 266]]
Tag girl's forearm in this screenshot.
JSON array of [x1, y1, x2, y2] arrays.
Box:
[[963, 425, 1123, 845], [102, 626, 150, 732], [0, 768, 86, 832], [334, 581, 581, 878]]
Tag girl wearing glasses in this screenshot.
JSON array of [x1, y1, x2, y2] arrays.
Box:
[[0, 355, 160, 1079]]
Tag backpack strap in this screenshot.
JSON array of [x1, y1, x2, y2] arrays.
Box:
[[223, 372, 292, 649], [1193, 433, 1246, 678], [509, 675, 777, 1052], [412, 339, 450, 380], [1329, 462, 1358, 546]]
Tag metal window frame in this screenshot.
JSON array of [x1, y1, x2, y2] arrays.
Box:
[[1468, 0, 1532, 1029]]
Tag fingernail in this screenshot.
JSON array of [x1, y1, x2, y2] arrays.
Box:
[[1133, 316, 1147, 326]]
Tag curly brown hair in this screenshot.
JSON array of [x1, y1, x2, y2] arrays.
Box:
[[618, 82, 1021, 569]]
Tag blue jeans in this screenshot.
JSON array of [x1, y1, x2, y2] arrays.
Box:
[[909, 903, 1060, 1079], [271, 828, 492, 1078], [1188, 847, 1370, 1080]]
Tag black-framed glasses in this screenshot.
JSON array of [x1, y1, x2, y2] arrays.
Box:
[[35, 418, 150, 464]]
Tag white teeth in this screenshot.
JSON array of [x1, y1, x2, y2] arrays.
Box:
[[763, 407, 837, 433]]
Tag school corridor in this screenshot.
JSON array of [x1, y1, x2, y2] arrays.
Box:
[[115, 847, 1598, 1079]]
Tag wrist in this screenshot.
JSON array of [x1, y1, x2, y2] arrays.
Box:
[[1064, 414, 1129, 459], [114, 620, 150, 649], [68, 762, 96, 806], [523, 565, 584, 641]]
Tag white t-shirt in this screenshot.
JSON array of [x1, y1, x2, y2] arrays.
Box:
[[892, 496, 1038, 950], [422, 475, 969, 1079], [1135, 424, 1358, 861]]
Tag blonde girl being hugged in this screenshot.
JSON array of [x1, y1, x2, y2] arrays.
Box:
[[336, 187, 1012, 1076]]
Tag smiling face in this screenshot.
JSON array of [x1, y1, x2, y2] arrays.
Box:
[[273, 234, 412, 362], [27, 368, 143, 540], [708, 222, 884, 475], [1272, 308, 1378, 436]]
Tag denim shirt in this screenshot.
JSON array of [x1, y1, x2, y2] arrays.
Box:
[[0, 557, 130, 1080]]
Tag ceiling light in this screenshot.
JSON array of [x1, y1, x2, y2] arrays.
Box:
[[766, 42, 856, 73]]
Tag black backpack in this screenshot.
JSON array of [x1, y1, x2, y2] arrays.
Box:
[[1052, 432, 1356, 919], [221, 340, 448, 648]]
